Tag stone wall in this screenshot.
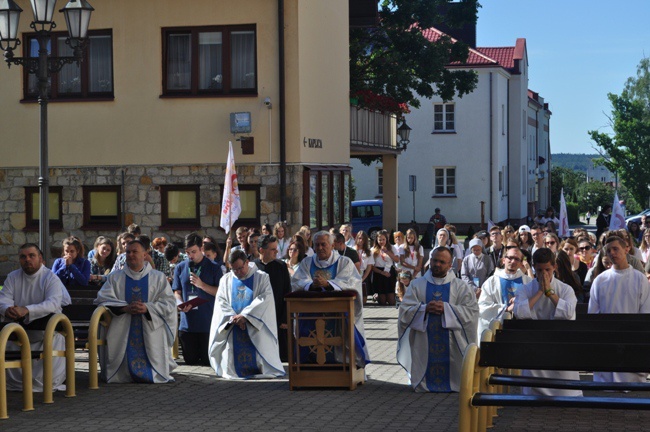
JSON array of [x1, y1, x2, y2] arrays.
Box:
[[0, 163, 304, 276]]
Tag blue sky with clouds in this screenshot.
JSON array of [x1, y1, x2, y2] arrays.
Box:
[[476, 0, 650, 154]]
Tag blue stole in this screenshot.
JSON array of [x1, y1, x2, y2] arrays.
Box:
[[425, 281, 451, 392], [125, 275, 154, 383], [230, 275, 260, 377], [499, 276, 524, 305], [297, 259, 368, 365]]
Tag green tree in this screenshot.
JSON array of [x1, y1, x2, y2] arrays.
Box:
[[589, 58, 650, 208], [550, 166, 586, 206], [576, 181, 614, 214], [350, 0, 480, 109]]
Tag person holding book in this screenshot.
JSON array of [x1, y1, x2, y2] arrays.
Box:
[[172, 233, 223, 366]]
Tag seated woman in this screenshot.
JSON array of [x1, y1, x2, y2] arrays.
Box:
[[89, 236, 116, 287], [52, 236, 91, 289]]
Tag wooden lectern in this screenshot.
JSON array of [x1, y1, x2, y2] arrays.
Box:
[[285, 291, 365, 390]]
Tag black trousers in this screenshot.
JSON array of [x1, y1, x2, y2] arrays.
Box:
[[179, 331, 211, 366]]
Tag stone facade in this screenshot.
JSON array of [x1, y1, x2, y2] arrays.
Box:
[[0, 163, 305, 276]]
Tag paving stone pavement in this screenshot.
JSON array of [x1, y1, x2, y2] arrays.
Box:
[[3, 305, 650, 431]]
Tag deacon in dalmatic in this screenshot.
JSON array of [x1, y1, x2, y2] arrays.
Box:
[[397, 247, 478, 392], [291, 231, 370, 367], [208, 250, 284, 379], [94, 240, 177, 383]]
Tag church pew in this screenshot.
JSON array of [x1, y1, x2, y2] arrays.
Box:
[[502, 319, 650, 332], [494, 329, 650, 344], [62, 304, 101, 349], [459, 338, 650, 432]]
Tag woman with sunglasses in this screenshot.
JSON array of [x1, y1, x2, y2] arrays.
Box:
[[576, 237, 597, 269], [543, 233, 560, 254]]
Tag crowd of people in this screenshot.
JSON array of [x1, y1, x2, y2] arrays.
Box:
[[2, 203, 650, 396]]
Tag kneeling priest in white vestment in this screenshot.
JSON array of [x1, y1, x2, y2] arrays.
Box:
[[208, 250, 284, 379], [0, 243, 71, 392], [291, 231, 370, 367], [94, 240, 177, 383], [397, 247, 478, 392]]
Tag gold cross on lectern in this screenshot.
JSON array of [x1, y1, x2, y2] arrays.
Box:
[[297, 318, 343, 364]]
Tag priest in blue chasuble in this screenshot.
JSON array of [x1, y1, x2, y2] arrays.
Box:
[[291, 231, 370, 367], [95, 240, 178, 383], [208, 250, 284, 379], [477, 246, 532, 340], [397, 247, 478, 392]]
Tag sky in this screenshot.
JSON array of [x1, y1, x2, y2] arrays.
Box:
[[476, 0, 650, 155]]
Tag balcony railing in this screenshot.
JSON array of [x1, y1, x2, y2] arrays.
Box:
[[350, 105, 398, 151]]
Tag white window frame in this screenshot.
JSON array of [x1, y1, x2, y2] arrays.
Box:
[[377, 168, 383, 196], [433, 166, 456, 196], [433, 103, 455, 132]]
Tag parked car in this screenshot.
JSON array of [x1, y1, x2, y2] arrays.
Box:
[[351, 199, 383, 237], [626, 209, 650, 225]]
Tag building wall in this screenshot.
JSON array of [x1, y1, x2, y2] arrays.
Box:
[[351, 67, 512, 227], [283, 0, 350, 165], [0, 163, 304, 274], [0, 0, 352, 273], [506, 63, 530, 222]]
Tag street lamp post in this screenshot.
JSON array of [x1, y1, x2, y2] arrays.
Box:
[[0, 0, 93, 261], [397, 118, 411, 150]]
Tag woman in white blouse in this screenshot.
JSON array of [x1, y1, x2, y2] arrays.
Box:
[[400, 228, 423, 279], [371, 230, 400, 306], [355, 231, 374, 305]]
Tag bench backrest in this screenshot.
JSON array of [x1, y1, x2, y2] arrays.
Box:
[[480, 341, 650, 372], [502, 319, 650, 332], [495, 329, 650, 344]]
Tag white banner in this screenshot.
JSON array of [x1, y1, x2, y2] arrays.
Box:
[[219, 142, 242, 234], [558, 189, 570, 238], [609, 192, 626, 231]]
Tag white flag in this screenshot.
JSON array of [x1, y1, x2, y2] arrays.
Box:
[[487, 219, 496, 231], [220, 142, 242, 234], [609, 192, 626, 231], [558, 189, 570, 238]]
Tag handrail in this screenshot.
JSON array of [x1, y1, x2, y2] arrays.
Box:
[[87, 306, 112, 390], [42, 313, 76, 403], [0, 323, 33, 419]]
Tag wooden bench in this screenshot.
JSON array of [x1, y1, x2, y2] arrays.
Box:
[[461, 320, 650, 432]]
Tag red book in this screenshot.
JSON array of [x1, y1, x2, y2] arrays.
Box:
[[177, 297, 209, 310]]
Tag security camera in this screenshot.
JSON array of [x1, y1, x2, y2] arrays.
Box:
[[263, 97, 272, 108]]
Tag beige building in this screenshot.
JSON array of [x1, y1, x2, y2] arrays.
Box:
[[0, 0, 370, 272]]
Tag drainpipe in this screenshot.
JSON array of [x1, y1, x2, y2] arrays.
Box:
[[506, 78, 510, 224], [278, 0, 287, 221], [489, 72, 493, 221]]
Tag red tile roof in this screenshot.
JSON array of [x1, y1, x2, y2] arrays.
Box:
[[421, 26, 525, 73]]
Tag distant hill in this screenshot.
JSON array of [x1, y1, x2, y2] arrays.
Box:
[[551, 153, 604, 171]]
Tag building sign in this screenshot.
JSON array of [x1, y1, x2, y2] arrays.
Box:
[[303, 137, 323, 148]]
